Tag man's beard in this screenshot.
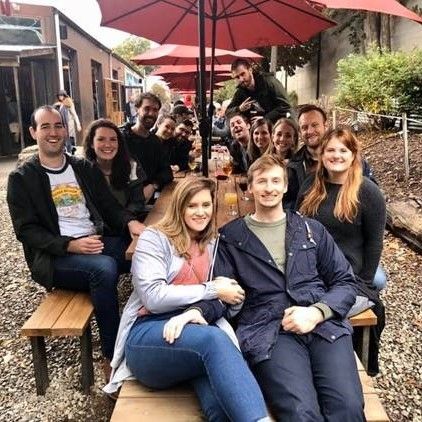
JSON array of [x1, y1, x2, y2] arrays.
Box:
[[141, 116, 156, 130]]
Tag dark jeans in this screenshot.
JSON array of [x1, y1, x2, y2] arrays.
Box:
[[253, 332, 365, 422], [53, 236, 129, 359], [125, 314, 268, 422]]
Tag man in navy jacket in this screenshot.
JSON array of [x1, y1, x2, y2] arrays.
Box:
[[205, 155, 365, 421]]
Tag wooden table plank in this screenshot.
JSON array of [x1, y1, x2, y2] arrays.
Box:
[[51, 292, 94, 336], [21, 290, 76, 336], [349, 309, 377, 327], [111, 397, 203, 422]]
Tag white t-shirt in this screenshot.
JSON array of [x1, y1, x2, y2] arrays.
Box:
[[44, 158, 96, 238]]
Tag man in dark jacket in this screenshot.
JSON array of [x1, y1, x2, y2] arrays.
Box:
[[121, 92, 173, 202], [7, 105, 141, 369], [226, 59, 291, 124], [227, 112, 250, 174], [192, 155, 364, 421]]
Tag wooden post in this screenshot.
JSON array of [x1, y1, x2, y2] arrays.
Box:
[[332, 109, 337, 129], [30, 336, 49, 395], [402, 113, 409, 180]]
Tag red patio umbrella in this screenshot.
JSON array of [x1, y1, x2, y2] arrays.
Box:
[[310, 0, 422, 23], [165, 73, 231, 91], [132, 44, 263, 66], [98, 0, 336, 176], [152, 64, 232, 76]]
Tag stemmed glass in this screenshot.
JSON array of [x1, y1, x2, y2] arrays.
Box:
[[188, 155, 198, 174], [238, 176, 249, 201], [224, 191, 238, 216]]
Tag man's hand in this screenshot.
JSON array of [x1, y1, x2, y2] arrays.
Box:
[[127, 220, 145, 238], [171, 165, 180, 173], [250, 116, 263, 125], [67, 235, 104, 254], [213, 276, 245, 305], [281, 306, 324, 335], [143, 184, 156, 202], [239, 97, 254, 113], [163, 309, 208, 344]]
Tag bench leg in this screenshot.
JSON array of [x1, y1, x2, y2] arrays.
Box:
[[30, 336, 49, 395], [80, 324, 94, 394], [361, 327, 370, 372]]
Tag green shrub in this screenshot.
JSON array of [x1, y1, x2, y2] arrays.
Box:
[[335, 48, 422, 115]]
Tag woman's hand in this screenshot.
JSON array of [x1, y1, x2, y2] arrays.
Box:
[[213, 276, 245, 305], [163, 309, 208, 344], [127, 220, 145, 238]]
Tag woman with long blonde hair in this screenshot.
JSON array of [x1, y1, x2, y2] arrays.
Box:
[[105, 177, 270, 421], [269, 118, 298, 162], [297, 126, 386, 376]]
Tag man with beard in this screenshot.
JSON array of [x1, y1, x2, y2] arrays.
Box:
[[121, 93, 173, 202], [227, 112, 250, 174], [226, 59, 291, 124]]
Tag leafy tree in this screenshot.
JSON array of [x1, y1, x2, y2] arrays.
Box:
[[214, 79, 237, 103], [150, 83, 171, 105], [335, 48, 422, 116], [112, 36, 155, 75]]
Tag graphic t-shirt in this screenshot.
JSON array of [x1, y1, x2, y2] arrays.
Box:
[[43, 158, 96, 238]]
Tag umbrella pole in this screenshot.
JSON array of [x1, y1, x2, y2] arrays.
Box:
[[198, 0, 209, 177], [207, 0, 217, 159]]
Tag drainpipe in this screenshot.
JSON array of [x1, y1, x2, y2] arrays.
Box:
[[54, 10, 64, 90]]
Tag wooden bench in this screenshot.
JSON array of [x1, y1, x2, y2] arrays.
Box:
[[21, 289, 94, 395], [111, 351, 389, 421]]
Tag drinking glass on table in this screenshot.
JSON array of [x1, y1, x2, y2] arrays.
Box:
[[188, 155, 198, 174], [222, 157, 233, 178], [238, 176, 249, 201], [224, 192, 238, 216]]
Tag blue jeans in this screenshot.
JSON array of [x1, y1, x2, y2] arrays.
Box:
[[53, 236, 129, 359], [253, 333, 364, 422], [125, 314, 268, 422]]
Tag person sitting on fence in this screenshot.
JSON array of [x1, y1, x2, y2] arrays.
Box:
[[104, 177, 270, 422], [227, 112, 250, 174], [247, 118, 273, 165], [297, 127, 386, 376], [284, 104, 377, 210], [268, 118, 299, 164], [83, 118, 148, 225], [203, 154, 364, 421], [7, 106, 140, 381], [226, 58, 291, 124], [121, 93, 173, 203]]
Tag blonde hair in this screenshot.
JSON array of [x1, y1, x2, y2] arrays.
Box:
[[153, 177, 216, 258], [268, 118, 299, 159], [299, 127, 363, 223]]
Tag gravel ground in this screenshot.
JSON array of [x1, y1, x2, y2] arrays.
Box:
[[0, 148, 421, 421]]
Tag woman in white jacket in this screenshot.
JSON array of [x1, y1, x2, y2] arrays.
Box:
[[105, 177, 269, 422]]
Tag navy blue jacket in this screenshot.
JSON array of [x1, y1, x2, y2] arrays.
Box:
[[209, 212, 357, 365]]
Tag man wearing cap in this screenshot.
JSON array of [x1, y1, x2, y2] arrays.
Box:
[[226, 59, 291, 124]]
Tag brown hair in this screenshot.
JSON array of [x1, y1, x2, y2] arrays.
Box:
[[269, 118, 299, 159], [153, 177, 216, 258], [247, 154, 287, 186], [299, 126, 363, 223], [247, 118, 273, 163]]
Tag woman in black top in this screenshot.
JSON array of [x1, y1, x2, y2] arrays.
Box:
[[297, 126, 386, 375], [83, 119, 146, 233]]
